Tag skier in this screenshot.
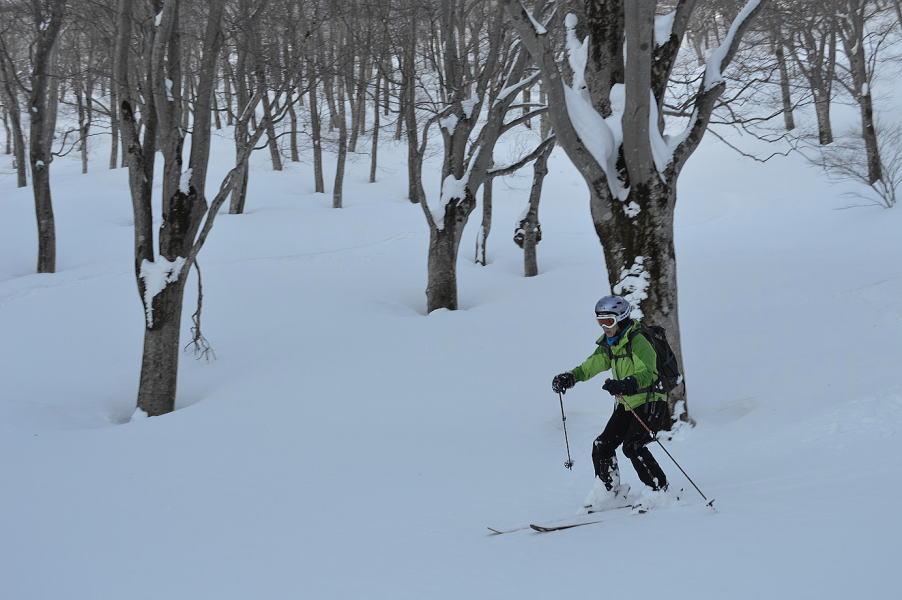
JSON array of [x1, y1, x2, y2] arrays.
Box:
[[551, 295, 670, 510]]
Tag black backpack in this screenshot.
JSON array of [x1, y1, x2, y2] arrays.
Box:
[[604, 324, 681, 394]]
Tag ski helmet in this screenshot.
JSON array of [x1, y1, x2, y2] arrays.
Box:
[[594, 295, 631, 322]]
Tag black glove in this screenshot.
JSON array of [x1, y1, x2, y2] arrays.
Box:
[[552, 372, 576, 393], [602, 377, 638, 396]]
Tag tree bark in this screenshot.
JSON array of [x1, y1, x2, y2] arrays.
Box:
[[838, 0, 881, 184], [333, 78, 348, 208], [262, 93, 283, 171], [403, 11, 423, 204], [109, 61, 121, 169], [475, 177, 492, 266], [228, 0, 254, 214], [1, 107, 10, 155], [137, 278, 187, 416], [29, 0, 66, 273], [425, 190, 475, 311], [369, 74, 380, 183], [0, 58, 28, 187], [288, 93, 300, 162], [309, 77, 325, 193], [522, 141, 553, 277], [774, 39, 795, 131]]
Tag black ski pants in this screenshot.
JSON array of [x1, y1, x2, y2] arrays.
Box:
[[592, 400, 669, 491]]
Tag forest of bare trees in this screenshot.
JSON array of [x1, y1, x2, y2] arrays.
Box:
[[2, 0, 901, 419]]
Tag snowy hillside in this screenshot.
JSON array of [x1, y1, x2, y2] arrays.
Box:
[[1, 111, 901, 599]]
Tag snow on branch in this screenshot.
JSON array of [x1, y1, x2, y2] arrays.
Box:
[[562, 13, 623, 198], [429, 172, 471, 231], [655, 11, 676, 48], [565, 14, 589, 95], [497, 71, 541, 103], [524, 4, 547, 35], [703, 0, 763, 91], [488, 135, 556, 178]]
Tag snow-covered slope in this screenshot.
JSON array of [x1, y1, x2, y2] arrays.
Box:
[[1, 117, 900, 599]]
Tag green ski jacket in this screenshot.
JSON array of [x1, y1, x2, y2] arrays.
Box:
[[570, 320, 666, 409]]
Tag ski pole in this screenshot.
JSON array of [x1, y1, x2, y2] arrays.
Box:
[[558, 391, 574, 470], [616, 395, 713, 507]]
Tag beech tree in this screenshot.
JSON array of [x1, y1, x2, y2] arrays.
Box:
[[414, 0, 551, 312], [2, 0, 68, 273], [0, 9, 29, 188], [116, 0, 268, 416], [502, 0, 767, 424]]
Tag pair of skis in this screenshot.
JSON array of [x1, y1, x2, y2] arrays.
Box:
[[488, 489, 712, 535], [487, 502, 643, 535]]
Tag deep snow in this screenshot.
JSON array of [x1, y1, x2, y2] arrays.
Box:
[[1, 108, 901, 599]]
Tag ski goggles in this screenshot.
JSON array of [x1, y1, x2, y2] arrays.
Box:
[[595, 313, 619, 327]]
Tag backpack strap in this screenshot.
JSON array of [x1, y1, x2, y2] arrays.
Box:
[[625, 327, 665, 396]]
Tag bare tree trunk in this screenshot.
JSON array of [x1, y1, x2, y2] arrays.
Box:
[[790, 24, 836, 145], [475, 177, 492, 266], [333, 79, 348, 208], [0, 59, 29, 187], [403, 12, 423, 204], [76, 84, 89, 173], [813, 90, 833, 144], [181, 73, 192, 132], [522, 141, 553, 277], [137, 279, 187, 416], [774, 41, 795, 131], [369, 74, 380, 183], [426, 192, 473, 311], [288, 93, 300, 162], [222, 51, 234, 126], [109, 67, 121, 169], [858, 90, 880, 184], [308, 71, 325, 193], [394, 75, 404, 141], [29, 0, 66, 274], [1, 107, 10, 154], [348, 53, 369, 152], [229, 2, 254, 214], [382, 71, 390, 116], [262, 93, 283, 171], [321, 24, 339, 131], [212, 87, 222, 130], [838, 0, 881, 184]]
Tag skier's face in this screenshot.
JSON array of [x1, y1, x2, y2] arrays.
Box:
[[597, 313, 619, 335]]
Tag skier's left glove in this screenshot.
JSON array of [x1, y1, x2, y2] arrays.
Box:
[[602, 377, 638, 396]]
